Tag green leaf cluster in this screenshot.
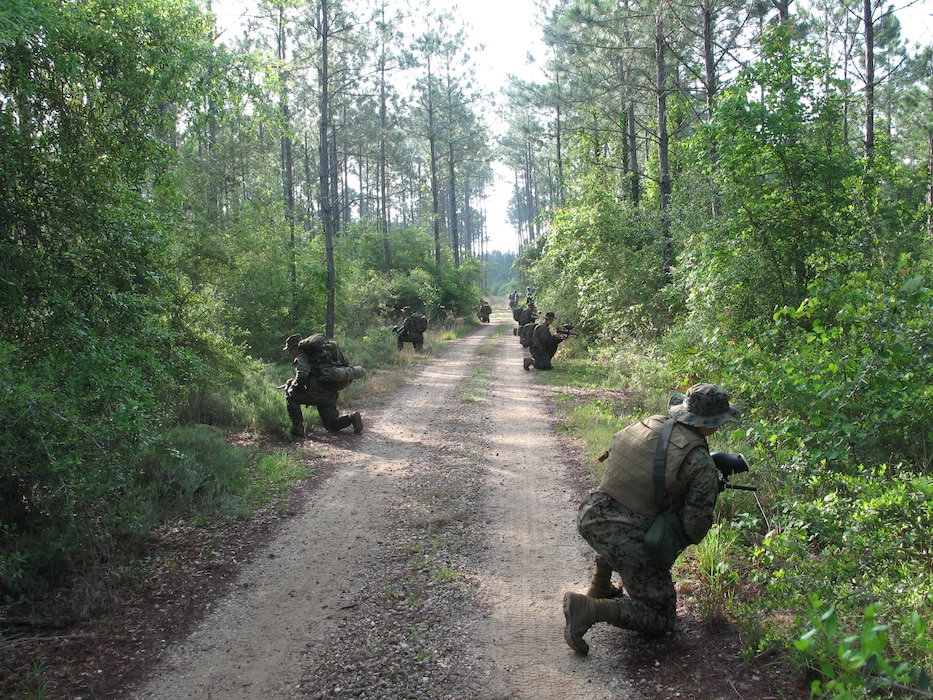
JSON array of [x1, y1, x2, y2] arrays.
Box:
[[794, 598, 933, 698]]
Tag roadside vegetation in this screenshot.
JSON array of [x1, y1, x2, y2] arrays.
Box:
[[3, 0, 933, 698]]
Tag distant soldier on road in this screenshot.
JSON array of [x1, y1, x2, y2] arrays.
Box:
[[519, 299, 537, 326], [395, 306, 427, 352], [478, 299, 492, 323], [524, 311, 569, 371]]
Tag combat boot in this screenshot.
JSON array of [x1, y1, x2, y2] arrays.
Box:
[[523, 357, 533, 371], [290, 423, 305, 440], [562, 592, 620, 656], [351, 411, 363, 434], [585, 557, 617, 599]]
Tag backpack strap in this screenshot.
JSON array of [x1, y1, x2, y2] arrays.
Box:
[[653, 418, 676, 512]]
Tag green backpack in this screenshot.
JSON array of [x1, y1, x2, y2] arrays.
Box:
[[297, 334, 361, 389], [519, 322, 535, 348]]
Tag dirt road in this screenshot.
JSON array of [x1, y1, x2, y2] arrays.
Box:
[[126, 307, 639, 699]]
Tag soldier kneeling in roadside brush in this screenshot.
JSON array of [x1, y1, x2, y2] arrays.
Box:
[[523, 311, 570, 371], [563, 383, 744, 655]]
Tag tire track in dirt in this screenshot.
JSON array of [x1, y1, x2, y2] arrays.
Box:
[[470, 314, 638, 699]]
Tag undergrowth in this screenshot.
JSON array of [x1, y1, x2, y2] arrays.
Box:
[[543, 345, 933, 697]]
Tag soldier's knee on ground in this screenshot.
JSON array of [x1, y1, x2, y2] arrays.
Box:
[[615, 597, 676, 636]]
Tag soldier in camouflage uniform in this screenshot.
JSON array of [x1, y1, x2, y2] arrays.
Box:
[[396, 306, 424, 352], [524, 311, 568, 370], [283, 333, 362, 438], [563, 383, 741, 655], [519, 299, 537, 326]]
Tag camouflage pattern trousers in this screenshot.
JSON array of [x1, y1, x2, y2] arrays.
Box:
[[577, 488, 678, 635], [286, 387, 351, 433]]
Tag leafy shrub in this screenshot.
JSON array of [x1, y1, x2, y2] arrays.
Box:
[[748, 466, 933, 672], [0, 334, 167, 595], [134, 425, 256, 519], [794, 598, 933, 699]]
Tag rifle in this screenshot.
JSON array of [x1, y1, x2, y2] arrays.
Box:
[[276, 366, 365, 391], [557, 323, 577, 337], [710, 452, 757, 492]]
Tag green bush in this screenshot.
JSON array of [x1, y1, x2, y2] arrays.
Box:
[[794, 598, 933, 699], [134, 425, 256, 519], [0, 335, 166, 595], [746, 467, 933, 673]]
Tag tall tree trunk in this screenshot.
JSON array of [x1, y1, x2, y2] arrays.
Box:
[[863, 0, 875, 165], [330, 112, 341, 234], [703, 2, 720, 217], [378, 42, 391, 276], [426, 61, 442, 274], [928, 76, 933, 235], [277, 6, 297, 319], [554, 65, 565, 205], [304, 133, 313, 239], [627, 101, 640, 204], [523, 142, 535, 241], [448, 140, 460, 266], [513, 170, 526, 247], [655, 17, 672, 274], [317, 0, 337, 337]]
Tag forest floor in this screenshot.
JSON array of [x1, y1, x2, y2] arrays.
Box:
[[1, 309, 810, 699]]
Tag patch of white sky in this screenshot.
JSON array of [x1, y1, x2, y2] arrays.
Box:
[[439, 0, 549, 254], [211, 0, 932, 254]]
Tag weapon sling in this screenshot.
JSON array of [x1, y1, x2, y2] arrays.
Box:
[[645, 418, 687, 568], [653, 418, 677, 511]]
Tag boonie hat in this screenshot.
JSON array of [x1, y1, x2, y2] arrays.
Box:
[[668, 383, 741, 428], [544, 311, 556, 319], [402, 306, 413, 313], [283, 333, 302, 351]]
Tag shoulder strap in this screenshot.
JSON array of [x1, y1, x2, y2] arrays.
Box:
[[653, 418, 676, 512]]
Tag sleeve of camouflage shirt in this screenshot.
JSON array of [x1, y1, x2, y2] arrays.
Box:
[[294, 352, 313, 388], [677, 446, 720, 544]]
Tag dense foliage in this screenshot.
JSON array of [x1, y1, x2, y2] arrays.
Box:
[[0, 0, 490, 600], [511, 4, 933, 695]]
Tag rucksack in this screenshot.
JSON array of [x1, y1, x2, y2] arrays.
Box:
[[519, 322, 536, 348], [413, 313, 429, 333], [297, 334, 359, 389]]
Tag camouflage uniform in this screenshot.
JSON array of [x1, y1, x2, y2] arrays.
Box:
[[478, 300, 492, 323], [528, 313, 564, 370], [519, 303, 537, 326], [576, 441, 719, 634], [397, 307, 424, 351], [284, 334, 360, 437], [564, 383, 742, 653]]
